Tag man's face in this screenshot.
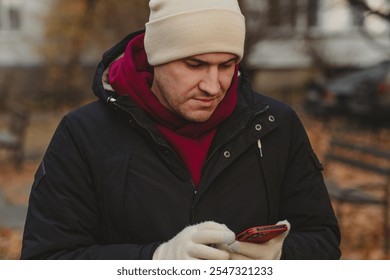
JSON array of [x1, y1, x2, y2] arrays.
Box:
[[151, 53, 237, 122]]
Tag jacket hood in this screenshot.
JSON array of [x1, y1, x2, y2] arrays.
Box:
[[92, 30, 146, 103]]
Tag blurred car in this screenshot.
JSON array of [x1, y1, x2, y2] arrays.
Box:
[[305, 61, 390, 126]]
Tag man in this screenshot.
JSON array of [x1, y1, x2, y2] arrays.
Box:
[[21, 0, 341, 260]]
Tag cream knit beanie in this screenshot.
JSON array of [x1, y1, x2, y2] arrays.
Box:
[[144, 0, 246, 66]]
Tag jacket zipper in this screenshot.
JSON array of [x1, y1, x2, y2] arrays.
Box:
[[107, 97, 198, 191], [107, 97, 269, 194]]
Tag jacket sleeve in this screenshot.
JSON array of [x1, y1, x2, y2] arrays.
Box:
[[21, 117, 159, 259], [278, 111, 341, 259]]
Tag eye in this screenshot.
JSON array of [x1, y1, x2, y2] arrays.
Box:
[[220, 62, 234, 69], [185, 61, 203, 69]]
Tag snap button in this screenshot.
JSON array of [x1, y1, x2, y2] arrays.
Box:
[[268, 115, 275, 122], [223, 151, 231, 158], [255, 124, 262, 131]]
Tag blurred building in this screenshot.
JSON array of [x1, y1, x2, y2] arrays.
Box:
[[0, 0, 50, 109], [0, 0, 48, 66], [1, 0, 390, 105], [243, 0, 390, 93]]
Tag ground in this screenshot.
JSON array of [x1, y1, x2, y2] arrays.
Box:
[[0, 106, 389, 260]]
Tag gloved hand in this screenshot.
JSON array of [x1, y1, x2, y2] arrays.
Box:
[[152, 221, 236, 260], [220, 220, 290, 260]]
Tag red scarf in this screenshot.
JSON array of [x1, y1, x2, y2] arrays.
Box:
[[108, 33, 238, 187]]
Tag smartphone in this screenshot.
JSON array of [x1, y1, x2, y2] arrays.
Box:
[[236, 224, 288, 244]]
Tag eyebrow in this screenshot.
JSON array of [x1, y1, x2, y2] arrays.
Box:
[[185, 57, 237, 65]]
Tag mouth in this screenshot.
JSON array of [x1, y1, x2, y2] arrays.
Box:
[[193, 98, 217, 106]]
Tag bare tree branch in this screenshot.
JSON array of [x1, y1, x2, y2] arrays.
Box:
[[348, 0, 390, 21]]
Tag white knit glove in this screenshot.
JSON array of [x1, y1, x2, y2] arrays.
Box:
[[221, 220, 290, 260], [152, 221, 236, 260]]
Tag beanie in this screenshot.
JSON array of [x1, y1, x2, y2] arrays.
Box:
[[144, 0, 246, 66]]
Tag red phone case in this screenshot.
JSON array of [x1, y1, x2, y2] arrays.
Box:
[[236, 224, 288, 244]]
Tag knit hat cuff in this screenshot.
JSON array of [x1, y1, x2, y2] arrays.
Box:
[[145, 9, 245, 66]]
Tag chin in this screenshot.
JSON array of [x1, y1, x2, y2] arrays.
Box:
[[181, 109, 214, 123], [187, 115, 212, 123]]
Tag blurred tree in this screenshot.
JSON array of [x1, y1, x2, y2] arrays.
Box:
[[40, 0, 148, 108], [348, 0, 390, 55], [349, 0, 390, 21]]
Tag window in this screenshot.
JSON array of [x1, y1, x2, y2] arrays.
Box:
[[0, 0, 22, 31], [265, 0, 319, 32], [307, 0, 319, 27], [267, 0, 299, 28]]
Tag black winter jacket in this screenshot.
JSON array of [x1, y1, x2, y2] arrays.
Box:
[[21, 31, 341, 260]]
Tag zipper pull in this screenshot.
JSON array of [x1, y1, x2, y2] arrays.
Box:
[[106, 96, 117, 104], [257, 139, 263, 158]]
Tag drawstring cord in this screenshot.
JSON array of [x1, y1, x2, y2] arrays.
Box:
[[257, 139, 263, 158]]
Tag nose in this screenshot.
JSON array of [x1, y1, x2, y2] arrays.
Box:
[[199, 67, 221, 95]]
